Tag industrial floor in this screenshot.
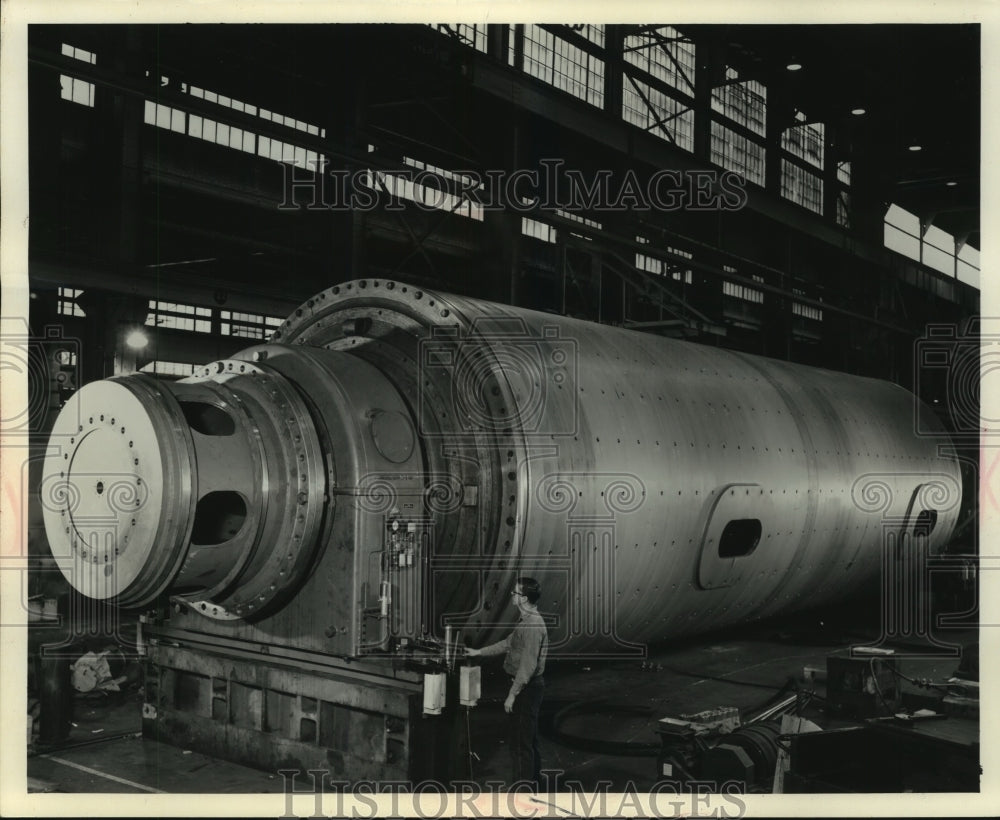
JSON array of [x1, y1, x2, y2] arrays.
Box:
[[27, 604, 977, 794]]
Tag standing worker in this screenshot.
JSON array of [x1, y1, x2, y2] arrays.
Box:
[[466, 577, 548, 790]]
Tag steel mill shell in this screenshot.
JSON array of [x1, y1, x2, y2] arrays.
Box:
[[42, 279, 962, 656]]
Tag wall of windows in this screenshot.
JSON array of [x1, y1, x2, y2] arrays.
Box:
[[623, 26, 695, 96], [635, 237, 693, 283], [143, 94, 322, 171], [523, 25, 605, 109], [429, 24, 488, 53], [623, 77, 695, 150], [60, 44, 96, 107], [710, 121, 765, 186], [884, 204, 980, 289]]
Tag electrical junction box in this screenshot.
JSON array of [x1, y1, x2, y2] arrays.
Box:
[[826, 655, 900, 718]]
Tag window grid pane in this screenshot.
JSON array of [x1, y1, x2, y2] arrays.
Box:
[[146, 300, 212, 334], [219, 310, 285, 340], [60, 75, 95, 107], [711, 121, 765, 186], [723, 280, 764, 303], [636, 240, 693, 283], [781, 160, 823, 214], [370, 167, 483, 221], [884, 223, 920, 260], [139, 361, 199, 377], [522, 217, 556, 243], [429, 24, 488, 53], [623, 26, 695, 97], [623, 77, 694, 151], [711, 68, 766, 136], [836, 191, 851, 228], [57, 287, 86, 317], [61, 43, 97, 64], [523, 24, 604, 108], [782, 121, 825, 169], [566, 25, 605, 48], [792, 302, 823, 321], [837, 161, 851, 186]]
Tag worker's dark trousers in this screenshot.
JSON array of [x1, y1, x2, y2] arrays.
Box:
[[508, 676, 544, 789]]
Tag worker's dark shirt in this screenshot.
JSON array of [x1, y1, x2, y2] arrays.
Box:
[[480, 609, 547, 696]]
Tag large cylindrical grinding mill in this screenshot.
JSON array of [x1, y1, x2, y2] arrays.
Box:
[[40, 278, 962, 778]]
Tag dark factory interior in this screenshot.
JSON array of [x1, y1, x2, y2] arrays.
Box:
[[11, 18, 983, 807]]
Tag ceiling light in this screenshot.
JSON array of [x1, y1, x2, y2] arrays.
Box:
[[851, 107, 866, 116], [946, 180, 958, 187], [786, 62, 802, 71], [125, 329, 149, 350], [908, 144, 922, 152]]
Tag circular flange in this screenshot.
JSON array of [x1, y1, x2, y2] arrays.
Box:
[[271, 279, 526, 617], [175, 357, 327, 618], [41, 378, 195, 603], [181, 599, 241, 621]]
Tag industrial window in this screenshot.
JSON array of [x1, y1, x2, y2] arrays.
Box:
[[403, 157, 484, 221], [523, 24, 605, 108], [623, 77, 695, 151], [220, 310, 284, 340], [723, 280, 764, 304], [188, 86, 259, 116], [257, 136, 320, 170], [144, 101, 187, 134], [144, 83, 323, 169], [922, 225, 956, 277], [429, 24, 488, 53], [556, 209, 602, 232], [62, 43, 96, 64], [710, 121, 765, 186], [782, 116, 825, 169], [636, 252, 660, 273], [882, 203, 977, 287], [718, 519, 761, 558], [566, 25, 606, 47], [711, 68, 766, 136], [139, 361, 199, 378], [635, 252, 693, 284], [57, 287, 85, 317], [257, 108, 323, 137], [146, 300, 212, 334], [781, 160, 823, 214], [666, 246, 694, 283], [957, 243, 980, 289], [635, 238, 694, 283], [188, 114, 257, 154], [884, 204, 920, 260], [60, 75, 95, 107], [522, 217, 556, 244], [623, 26, 695, 97], [836, 191, 851, 229], [188, 85, 326, 138], [837, 161, 851, 186], [792, 302, 823, 321], [364, 167, 483, 221], [59, 44, 96, 107]]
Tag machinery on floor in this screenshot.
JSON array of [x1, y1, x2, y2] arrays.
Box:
[[40, 279, 962, 780]]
